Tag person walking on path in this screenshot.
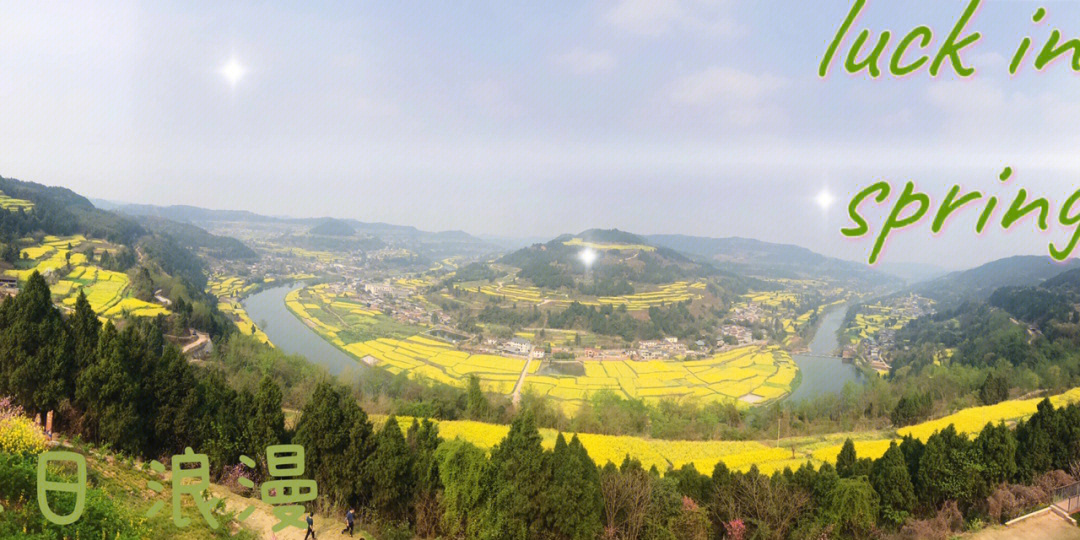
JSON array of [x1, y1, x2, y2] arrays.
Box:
[[304, 512, 316, 540], [341, 508, 355, 536]]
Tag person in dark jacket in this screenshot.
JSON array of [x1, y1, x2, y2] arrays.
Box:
[[304, 512, 316, 539], [341, 508, 355, 535]]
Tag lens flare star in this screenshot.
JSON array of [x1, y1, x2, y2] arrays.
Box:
[[219, 56, 247, 88], [814, 188, 836, 212], [579, 248, 598, 268]]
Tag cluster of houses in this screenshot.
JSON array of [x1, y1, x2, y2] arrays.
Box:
[[845, 294, 934, 373], [730, 303, 765, 324]]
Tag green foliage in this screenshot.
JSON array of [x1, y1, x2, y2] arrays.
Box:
[[294, 382, 370, 507], [823, 477, 879, 538], [366, 417, 415, 520], [479, 412, 550, 539], [916, 425, 987, 510], [870, 443, 915, 527], [0, 272, 75, 414]]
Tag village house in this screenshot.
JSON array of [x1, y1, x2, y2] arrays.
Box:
[[504, 337, 533, 355]]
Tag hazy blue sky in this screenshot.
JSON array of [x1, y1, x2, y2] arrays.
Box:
[[3, 1, 1080, 268]]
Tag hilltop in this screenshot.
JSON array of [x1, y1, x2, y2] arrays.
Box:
[[498, 228, 738, 292]]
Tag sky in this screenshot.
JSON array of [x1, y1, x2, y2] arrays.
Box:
[[3, 0, 1080, 269]]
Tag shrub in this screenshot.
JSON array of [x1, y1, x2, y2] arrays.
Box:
[[0, 415, 49, 456]]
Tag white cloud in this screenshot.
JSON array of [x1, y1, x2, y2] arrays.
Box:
[[668, 67, 786, 106], [555, 48, 616, 74], [604, 0, 738, 38]]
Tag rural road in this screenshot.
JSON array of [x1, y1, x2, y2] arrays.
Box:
[[511, 357, 532, 407]]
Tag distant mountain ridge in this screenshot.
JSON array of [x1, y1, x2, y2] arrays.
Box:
[[109, 202, 497, 257], [914, 255, 1080, 306], [645, 234, 896, 287]]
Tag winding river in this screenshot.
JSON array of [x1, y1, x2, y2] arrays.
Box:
[[243, 283, 356, 375], [786, 305, 864, 402], [244, 283, 863, 399]]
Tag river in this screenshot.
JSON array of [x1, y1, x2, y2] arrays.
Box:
[[245, 283, 863, 399], [243, 283, 356, 375], [785, 305, 864, 403]]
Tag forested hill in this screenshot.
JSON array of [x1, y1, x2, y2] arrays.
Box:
[[646, 233, 897, 288], [0, 176, 144, 243], [132, 215, 258, 260], [913, 255, 1080, 307], [0, 175, 234, 336], [497, 228, 749, 292]]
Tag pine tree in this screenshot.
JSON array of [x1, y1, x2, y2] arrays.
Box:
[[250, 376, 286, 453], [974, 421, 1017, 486], [870, 442, 915, 527], [543, 434, 603, 540], [70, 290, 100, 370], [480, 412, 550, 540], [366, 416, 415, 521], [294, 382, 364, 506], [836, 438, 857, 478], [0, 271, 74, 414]]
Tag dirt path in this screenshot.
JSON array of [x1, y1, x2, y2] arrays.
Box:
[[967, 511, 1080, 540], [182, 330, 210, 355], [213, 485, 372, 539], [511, 357, 532, 407]]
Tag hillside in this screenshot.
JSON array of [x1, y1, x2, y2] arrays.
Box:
[[914, 255, 1080, 306], [498, 228, 735, 291], [133, 214, 258, 260], [646, 233, 897, 288], [1, 175, 233, 335]]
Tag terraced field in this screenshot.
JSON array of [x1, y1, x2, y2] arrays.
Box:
[[470, 280, 706, 310], [0, 190, 33, 211], [4, 235, 168, 318], [561, 237, 656, 251]]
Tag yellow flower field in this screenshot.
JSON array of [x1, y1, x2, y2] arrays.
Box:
[[0, 190, 34, 211], [470, 280, 706, 311], [898, 386, 1080, 441], [5, 235, 167, 319]]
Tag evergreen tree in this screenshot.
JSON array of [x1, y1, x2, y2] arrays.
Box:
[[480, 412, 550, 540], [76, 322, 140, 453], [824, 477, 879, 538], [543, 434, 603, 540], [366, 416, 415, 521], [870, 442, 915, 527], [836, 438, 857, 478], [917, 425, 985, 509], [250, 376, 286, 453], [0, 271, 75, 414], [437, 439, 488, 538], [465, 375, 490, 420], [294, 382, 364, 506], [70, 290, 100, 370], [974, 421, 1017, 486]]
